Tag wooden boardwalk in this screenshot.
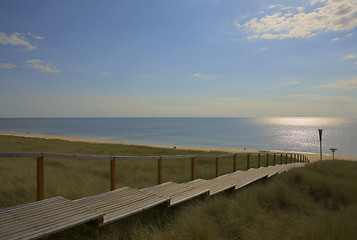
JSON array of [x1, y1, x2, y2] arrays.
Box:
[[0, 163, 305, 239], [142, 182, 210, 206], [74, 187, 170, 225], [0, 196, 104, 240]]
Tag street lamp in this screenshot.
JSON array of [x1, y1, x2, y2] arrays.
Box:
[[330, 148, 337, 160], [318, 129, 323, 161]]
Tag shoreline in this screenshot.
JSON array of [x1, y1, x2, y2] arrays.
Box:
[[1, 131, 356, 163]]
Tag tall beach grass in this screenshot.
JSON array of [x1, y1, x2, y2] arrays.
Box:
[[1, 135, 355, 239]]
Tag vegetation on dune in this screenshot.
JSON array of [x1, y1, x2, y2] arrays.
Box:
[[0, 135, 242, 206], [121, 160, 357, 240], [1, 135, 356, 239]]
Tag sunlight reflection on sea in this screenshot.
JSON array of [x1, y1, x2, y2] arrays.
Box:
[[255, 117, 354, 155]]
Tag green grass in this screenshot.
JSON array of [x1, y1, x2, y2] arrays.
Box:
[[126, 160, 357, 240], [0, 135, 249, 207], [1, 135, 353, 240]]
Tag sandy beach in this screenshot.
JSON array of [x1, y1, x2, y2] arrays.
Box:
[[1, 131, 356, 163]]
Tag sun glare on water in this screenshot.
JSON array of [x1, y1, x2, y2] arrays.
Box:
[[257, 117, 348, 127]]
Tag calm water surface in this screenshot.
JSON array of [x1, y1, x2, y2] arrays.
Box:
[[0, 117, 356, 157]]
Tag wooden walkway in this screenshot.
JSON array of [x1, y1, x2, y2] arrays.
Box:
[[74, 187, 170, 225], [0, 196, 104, 240], [142, 182, 210, 206], [0, 163, 305, 239]]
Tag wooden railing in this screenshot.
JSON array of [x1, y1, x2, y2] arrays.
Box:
[[0, 152, 309, 201]]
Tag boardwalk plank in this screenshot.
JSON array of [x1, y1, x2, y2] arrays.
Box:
[[75, 187, 170, 225], [142, 182, 209, 206], [0, 196, 103, 240]]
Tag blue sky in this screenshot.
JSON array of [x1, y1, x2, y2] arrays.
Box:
[[1, 0, 356, 117]]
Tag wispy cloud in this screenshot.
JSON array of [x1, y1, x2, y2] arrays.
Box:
[[26, 59, 60, 73], [282, 81, 299, 86], [0, 32, 37, 50], [289, 94, 353, 101], [0, 63, 16, 69], [217, 97, 244, 103], [27, 32, 44, 40], [235, 0, 357, 40], [101, 71, 110, 75], [331, 37, 340, 42], [341, 54, 356, 60], [193, 73, 201, 77], [346, 33, 354, 38], [259, 46, 268, 52], [319, 77, 357, 89]]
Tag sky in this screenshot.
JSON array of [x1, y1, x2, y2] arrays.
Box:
[[0, 0, 357, 117]]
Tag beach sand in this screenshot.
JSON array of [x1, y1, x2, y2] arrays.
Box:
[[1, 131, 356, 163]]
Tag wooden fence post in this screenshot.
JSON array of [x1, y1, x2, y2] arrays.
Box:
[[290, 154, 293, 163], [266, 154, 269, 167], [273, 154, 276, 165], [280, 154, 283, 164], [247, 154, 250, 170], [285, 154, 288, 164], [158, 157, 162, 185], [257, 154, 260, 168], [191, 157, 195, 181], [110, 158, 116, 191], [215, 157, 219, 177], [233, 154, 237, 172], [37, 156, 45, 201]]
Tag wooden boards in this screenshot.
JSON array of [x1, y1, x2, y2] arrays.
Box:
[[142, 182, 210, 206], [0, 196, 104, 240], [75, 187, 170, 225]]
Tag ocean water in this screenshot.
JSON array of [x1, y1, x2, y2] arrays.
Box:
[[0, 117, 356, 157]]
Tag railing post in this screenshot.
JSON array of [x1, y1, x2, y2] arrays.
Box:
[[257, 154, 260, 168], [285, 154, 288, 164], [191, 157, 195, 181], [110, 158, 116, 191], [280, 154, 283, 164], [158, 157, 162, 185], [247, 154, 250, 170], [290, 154, 293, 163], [37, 156, 45, 201], [273, 154, 276, 165], [266, 154, 269, 166], [215, 157, 219, 177], [233, 154, 237, 172]]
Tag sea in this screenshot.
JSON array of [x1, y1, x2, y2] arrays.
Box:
[[0, 117, 356, 157]]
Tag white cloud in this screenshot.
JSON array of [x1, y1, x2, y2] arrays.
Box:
[[0, 32, 37, 50], [0, 63, 16, 69], [27, 32, 44, 40], [341, 53, 356, 60], [259, 46, 268, 52], [282, 81, 300, 86], [101, 71, 110, 75], [331, 37, 340, 42], [346, 32, 354, 37], [289, 94, 353, 101], [235, 0, 357, 40], [310, 0, 326, 6], [193, 73, 201, 77], [26, 59, 60, 73], [319, 77, 357, 89]]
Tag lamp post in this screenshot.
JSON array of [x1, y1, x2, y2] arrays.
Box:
[[330, 148, 337, 160], [318, 129, 323, 161]]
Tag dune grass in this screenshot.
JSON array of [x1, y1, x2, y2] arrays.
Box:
[[0, 135, 250, 207], [118, 160, 357, 240], [1, 135, 352, 240]]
